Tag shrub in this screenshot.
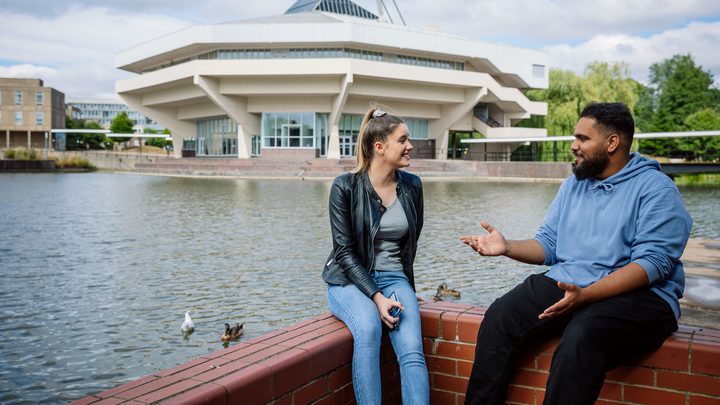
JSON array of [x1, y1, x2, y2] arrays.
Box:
[[4, 148, 38, 160], [51, 155, 96, 170]]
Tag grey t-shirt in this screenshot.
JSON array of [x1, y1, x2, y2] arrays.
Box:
[[373, 198, 408, 271]]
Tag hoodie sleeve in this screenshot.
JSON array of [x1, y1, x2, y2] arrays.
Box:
[[534, 179, 568, 266], [631, 185, 692, 284]]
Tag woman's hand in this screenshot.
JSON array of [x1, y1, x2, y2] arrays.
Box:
[[372, 292, 403, 329]]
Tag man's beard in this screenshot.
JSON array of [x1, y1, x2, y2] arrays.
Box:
[[572, 148, 610, 180]]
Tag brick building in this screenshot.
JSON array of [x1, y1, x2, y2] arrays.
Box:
[[0, 78, 65, 150]]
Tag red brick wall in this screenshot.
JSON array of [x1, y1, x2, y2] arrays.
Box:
[[74, 302, 720, 405], [260, 148, 318, 160]]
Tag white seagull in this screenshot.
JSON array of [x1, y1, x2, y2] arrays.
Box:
[[181, 312, 195, 334]]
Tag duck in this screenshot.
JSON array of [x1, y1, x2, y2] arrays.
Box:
[[221, 323, 244, 341], [181, 312, 195, 334], [433, 283, 461, 301]]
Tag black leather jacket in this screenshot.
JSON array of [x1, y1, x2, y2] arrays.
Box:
[[322, 169, 424, 298]]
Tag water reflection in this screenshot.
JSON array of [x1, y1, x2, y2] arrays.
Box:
[[0, 173, 716, 403]]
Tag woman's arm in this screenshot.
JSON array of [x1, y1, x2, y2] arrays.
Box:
[[328, 177, 380, 298]]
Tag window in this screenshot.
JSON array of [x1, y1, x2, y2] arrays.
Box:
[[36, 112, 44, 126], [262, 112, 316, 148], [15, 91, 22, 105], [15, 111, 23, 125], [195, 116, 237, 156], [403, 117, 429, 139], [338, 114, 362, 157], [36, 92, 44, 106], [532, 64, 546, 78]]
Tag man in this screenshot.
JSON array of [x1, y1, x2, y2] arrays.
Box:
[[461, 103, 692, 405]]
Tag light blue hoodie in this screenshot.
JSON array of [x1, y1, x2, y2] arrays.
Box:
[[535, 152, 692, 319]]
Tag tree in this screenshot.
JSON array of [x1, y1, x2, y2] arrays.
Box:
[[583, 61, 638, 109], [638, 54, 717, 157], [649, 54, 715, 132], [632, 82, 655, 133], [526, 69, 585, 136], [65, 117, 108, 150], [144, 128, 173, 148], [682, 108, 720, 161], [109, 112, 135, 144], [524, 62, 639, 137]]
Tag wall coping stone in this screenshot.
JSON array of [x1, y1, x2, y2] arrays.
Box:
[[73, 302, 720, 405]]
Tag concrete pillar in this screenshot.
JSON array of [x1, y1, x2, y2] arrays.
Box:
[[327, 124, 341, 159], [193, 75, 259, 159], [327, 74, 353, 160], [435, 130, 449, 160], [237, 124, 251, 159], [27, 130, 31, 148]]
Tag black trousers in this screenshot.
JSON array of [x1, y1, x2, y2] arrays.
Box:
[[465, 273, 678, 405]]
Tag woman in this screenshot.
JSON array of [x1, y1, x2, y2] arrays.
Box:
[[322, 107, 428, 404]]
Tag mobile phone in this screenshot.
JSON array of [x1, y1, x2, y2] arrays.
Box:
[[388, 291, 401, 318]]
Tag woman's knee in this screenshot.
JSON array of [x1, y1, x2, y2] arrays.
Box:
[[352, 315, 383, 344]]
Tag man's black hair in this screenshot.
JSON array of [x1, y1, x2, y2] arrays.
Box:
[[579, 103, 635, 148]]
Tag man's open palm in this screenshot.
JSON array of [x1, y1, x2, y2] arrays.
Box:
[[460, 221, 507, 256]]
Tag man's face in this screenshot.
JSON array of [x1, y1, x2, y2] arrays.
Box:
[[571, 117, 610, 180]]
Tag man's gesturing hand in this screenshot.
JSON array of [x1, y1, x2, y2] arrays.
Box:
[[460, 221, 507, 256], [539, 281, 589, 319]]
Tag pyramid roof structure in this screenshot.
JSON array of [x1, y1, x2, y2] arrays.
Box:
[[285, 0, 378, 20]]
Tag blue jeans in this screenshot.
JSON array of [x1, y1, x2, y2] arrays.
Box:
[[328, 270, 429, 405]]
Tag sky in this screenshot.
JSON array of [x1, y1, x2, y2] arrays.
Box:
[[0, 0, 719, 100]]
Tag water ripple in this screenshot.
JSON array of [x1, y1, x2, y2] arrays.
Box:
[[0, 173, 716, 404]]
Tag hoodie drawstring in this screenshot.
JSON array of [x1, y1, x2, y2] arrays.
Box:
[[589, 181, 614, 192]]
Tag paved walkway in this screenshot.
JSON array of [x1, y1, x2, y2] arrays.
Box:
[[680, 238, 720, 328]]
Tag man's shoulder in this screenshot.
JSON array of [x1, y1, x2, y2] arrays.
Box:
[[632, 167, 678, 193]]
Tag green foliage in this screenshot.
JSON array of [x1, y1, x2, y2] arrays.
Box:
[[52, 155, 96, 170], [637, 54, 718, 159], [684, 108, 720, 131], [65, 117, 109, 149], [145, 137, 173, 148], [649, 54, 714, 132], [530, 69, 584, 136], [109, 112, 135, 143], [681, 109, 720, 161], [4, 148, 38, 160], [521, 54, 719, 160], [583, 62, 638, 109], [632, 82, 655, 133], [673, 173, 720, 185], [524, 62, 639, 136]]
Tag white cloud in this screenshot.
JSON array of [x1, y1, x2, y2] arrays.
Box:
[[0, 0, 718, 99], [398, 0, 720, 44], [545, 21, 720, 85], [0, 6, 192, 98]]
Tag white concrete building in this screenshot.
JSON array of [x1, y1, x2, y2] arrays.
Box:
[[115, 0, 548, 159], [67, 98, 163, 132]]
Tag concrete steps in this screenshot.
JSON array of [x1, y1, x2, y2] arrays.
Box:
[[131, 157, 571, 179]]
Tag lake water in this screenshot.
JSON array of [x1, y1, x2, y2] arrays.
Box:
[[0, 173, 718, 403]]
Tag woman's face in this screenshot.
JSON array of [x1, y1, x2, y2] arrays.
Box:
[[378, 123, 413, 168]]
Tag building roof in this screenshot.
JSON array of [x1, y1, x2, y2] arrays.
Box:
[[67, 97, 124, 104], [116, 7, 548, 90], [285, 0, 378, 19]]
